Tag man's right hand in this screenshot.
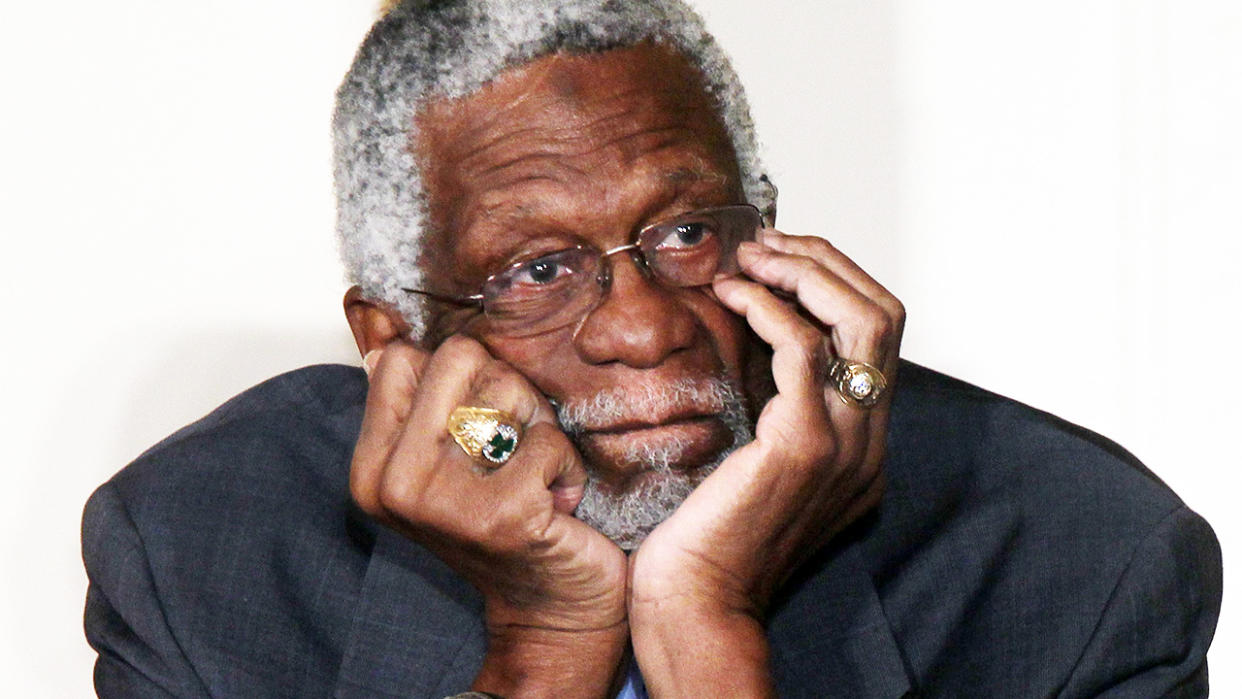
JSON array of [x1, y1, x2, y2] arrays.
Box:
[[349, 337, 629, 698]]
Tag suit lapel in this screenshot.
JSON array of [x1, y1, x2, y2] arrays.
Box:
[[333, 528, 486, 698], [768, 542, 912, 698]]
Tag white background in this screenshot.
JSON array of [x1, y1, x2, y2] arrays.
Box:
[[1, 0, 1237, 695]]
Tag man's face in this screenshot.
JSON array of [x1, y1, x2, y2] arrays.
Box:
[[414, 43, 758, 542]]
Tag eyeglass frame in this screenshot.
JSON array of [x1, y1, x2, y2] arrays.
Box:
[[401, 203, 767, 334]]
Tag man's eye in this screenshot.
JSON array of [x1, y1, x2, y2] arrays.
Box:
[[658, 222, 714, 249], [512, 255, 573, 286]]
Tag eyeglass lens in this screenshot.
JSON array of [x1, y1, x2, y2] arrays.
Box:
[[480, 205, 762, 337]]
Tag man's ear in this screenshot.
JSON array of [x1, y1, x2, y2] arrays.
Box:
[[343, 286, 412, 357]]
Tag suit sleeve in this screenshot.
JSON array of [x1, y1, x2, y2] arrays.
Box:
[[1059, 505, 1223, 698], [83, 482, 212, 698]]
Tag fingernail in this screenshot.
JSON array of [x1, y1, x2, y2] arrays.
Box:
[[362, 349, 382, 377]]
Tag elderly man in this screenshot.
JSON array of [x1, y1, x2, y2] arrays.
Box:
[[83, 1, 1221, 697]]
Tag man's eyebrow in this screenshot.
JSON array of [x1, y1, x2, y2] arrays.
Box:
[[465, 202, 543, 235], [482, 201, 539, 220], [664, 167, 706, 184], [662, 165, 728, 188]]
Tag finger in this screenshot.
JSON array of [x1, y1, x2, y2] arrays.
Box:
[[463, 366, 585, 513], [350, 342, 431, 514], [751, 233, 905, 377], [712, 275, 830, 408], [735, 242, 892, 368], [384, 336, 563, 509], [440, 355, 562, 481], [403, 335, 557, 435], [374, 337, 508, 520], [742, 238, 900, 452], [758, 230, 905, 328], [467, 361, 559, 429], [494, 422, 589, 515], [740, 241, 897, 444], [714, 272, 873, 463], [403, 335, 501, 434], [417, 426, 587, 554], [822, 355, 896, 469]]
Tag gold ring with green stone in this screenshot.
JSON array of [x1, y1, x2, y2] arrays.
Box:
[[446, 406, 523, 466]]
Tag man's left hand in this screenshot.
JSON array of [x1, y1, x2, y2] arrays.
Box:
[[628, 229, 905, 696]]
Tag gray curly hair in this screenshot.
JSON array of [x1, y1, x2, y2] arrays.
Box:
[[332, 0, 775, 338]]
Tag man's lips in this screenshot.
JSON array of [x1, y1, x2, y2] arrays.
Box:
[[576, 414, 734, 479], [583, 414, 721, 436]]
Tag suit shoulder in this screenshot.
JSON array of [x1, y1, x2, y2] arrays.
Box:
[[862, 362, 1220, 692], [99, 364, 368, 526], [889, 361, 1185, 531], [136, 363, 366, 455], [82, 364, 376, 694]]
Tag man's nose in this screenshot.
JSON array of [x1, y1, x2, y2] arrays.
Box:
[[572, 251, 697, 368]]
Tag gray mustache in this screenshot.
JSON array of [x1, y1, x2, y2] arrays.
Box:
[[553, 376, 745, 435]]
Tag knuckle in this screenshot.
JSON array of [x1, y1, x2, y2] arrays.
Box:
[[864, 304, 892, 335], [348, 454, 380, 504], [791, 324, 825, 356], [785, 330, 828, 377], [375, 475, 415, 521], [487, 363, 534, 396], [436, 334, 489, 364], [517, 425, 585, 487], [470, 365, 508, 395], [789, 254, 824, 278], [514, 433, 556, 470], [873, 313, 895, 346], [348, 472, 378, 514], [802, 235, 836, 257], [376, 461, 433, 524], [472, 363, 542, 415], [844, 304, 892, 349], [876, 305, 905, 343], [885, 296, 907, 326], [385, 342, 426, 371]]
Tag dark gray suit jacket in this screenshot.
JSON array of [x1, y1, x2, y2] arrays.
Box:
[[83, 362, 1222, 697]]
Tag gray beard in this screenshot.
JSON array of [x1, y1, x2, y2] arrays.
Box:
[[554, 377, 754, 550]]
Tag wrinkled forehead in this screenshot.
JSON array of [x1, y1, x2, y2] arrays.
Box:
[[412, 42, 740, 234]]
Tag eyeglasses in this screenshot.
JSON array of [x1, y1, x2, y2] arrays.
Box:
[[403, 204, 765, 338]]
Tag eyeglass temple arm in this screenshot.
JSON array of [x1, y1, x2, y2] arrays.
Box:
[[401, 287, 485, 306]]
